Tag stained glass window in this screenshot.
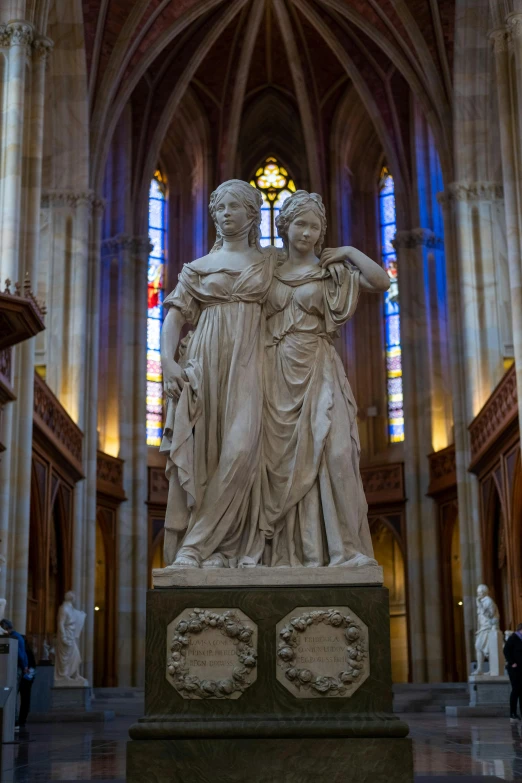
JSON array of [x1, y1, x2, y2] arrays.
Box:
[[147, 170, 167, 447], [379, 166, 404, 443], [250, 156, 296, 247]]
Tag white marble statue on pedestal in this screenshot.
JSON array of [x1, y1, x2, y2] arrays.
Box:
[[159, 181, 389, 572], [54, 591, 88, 687], [475, 584, 504, 676]]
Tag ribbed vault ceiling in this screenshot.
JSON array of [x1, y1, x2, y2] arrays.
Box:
[[83, 0, 455, 196]]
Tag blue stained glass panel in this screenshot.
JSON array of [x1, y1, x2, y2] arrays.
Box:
[[261, 208, 271, 240], [379, 166, 404, 442], [147, 174, 167, 446], [382, 224, 396, 255], [149, 198, 163, 229], [380, 194, 396, 226], [149, 228, 164, 258], [149, 179, 162, 199]]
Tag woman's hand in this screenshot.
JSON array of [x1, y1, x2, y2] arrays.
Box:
[[163, 359, 187, 399], [320, 247, 349, 268]]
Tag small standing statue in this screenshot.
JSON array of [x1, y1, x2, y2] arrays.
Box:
[[54, 591, 88, 687], [475, 584, 504, 676]]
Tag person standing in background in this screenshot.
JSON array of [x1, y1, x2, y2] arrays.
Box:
[[18, 637, 36, 729], [0, 619, 29, 730], [504, 623, 522, 723]]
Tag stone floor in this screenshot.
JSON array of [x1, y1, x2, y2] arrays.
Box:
[[2, 714, 522, 781]]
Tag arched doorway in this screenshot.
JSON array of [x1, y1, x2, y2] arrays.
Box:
[[491, 488, 511, 630], [93, 509, 117, 686], [438, 501, 466, 681], [371, 518, 409, 682]]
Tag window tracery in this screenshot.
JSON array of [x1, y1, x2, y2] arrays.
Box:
[[250, 156, 296, 247]]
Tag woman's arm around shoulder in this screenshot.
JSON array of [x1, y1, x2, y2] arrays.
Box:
[[321, 246, 390, 292]]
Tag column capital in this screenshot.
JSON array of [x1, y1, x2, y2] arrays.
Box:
[[41, 189, 98, 210], [101, 234, 152, 256], [32, 35, 54, 62], [0, 21, 34, 48], [437, 181, 504, 203], [507, 13, 522, 39], [489, 27, 510, 53], [393, 228, 444, 250]]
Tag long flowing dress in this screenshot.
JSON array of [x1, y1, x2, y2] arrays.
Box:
[[259, 261, 375, 567], [160, 249, 275, 566]]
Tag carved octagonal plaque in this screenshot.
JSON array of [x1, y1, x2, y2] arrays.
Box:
[[276, 606, 369, 698], [166, 607, 258, 699]]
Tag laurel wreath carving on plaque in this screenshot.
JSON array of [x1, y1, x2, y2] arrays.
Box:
[[166, 608, 257, 699], [277, 608, 368, 696]]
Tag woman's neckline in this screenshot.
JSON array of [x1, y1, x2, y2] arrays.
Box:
[[188, 248, 271, 276]]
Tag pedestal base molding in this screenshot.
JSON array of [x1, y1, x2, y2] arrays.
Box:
[[127, 583, 413, 782]]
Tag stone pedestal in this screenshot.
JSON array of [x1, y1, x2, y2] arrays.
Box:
[[127, 568, 413, 783], [51, 685, 92, 711], [486, 630, 505, 677], [446, 674, 511, 717], [29, 685, 115, 723]]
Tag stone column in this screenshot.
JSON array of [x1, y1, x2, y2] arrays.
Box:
[[494, 18, 522, 437], [0, 24, 54, 631], [437, 191, 483, 666], [99, 233, 149, 686], [394, 229, 445, 681], [77, 196, 105, 684], [0, 21, 32, 283]]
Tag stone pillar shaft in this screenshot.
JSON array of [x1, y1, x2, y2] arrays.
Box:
[[493, 19, 522, 438], [0, 22, 32, 282], [438, 194, 482, 667], [394, 230, 445, 681]]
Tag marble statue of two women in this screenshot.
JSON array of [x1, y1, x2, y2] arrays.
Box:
[[159, 179, 390, 570]]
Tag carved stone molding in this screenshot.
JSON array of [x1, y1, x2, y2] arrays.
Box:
[[393, 228, 444, 250], [148, 466, 168, 505], [33, 372, 83, 479], [32, 35, 53, 61], [0, 276, 45, 351], [97, 450, 126, 503], [437, 182, 504, 204], [0, 348, 15, 412], [166, 608, 258, 700], [276, 607, 369, 699], [41, 190, 98, 210], [361, 462, 405, 506], [469, 364, 517, 469], [101, 234, 152, 256], [490, 28, 510, 53], [0, 21, 33, 48], [507, 13, 522, 40], [427, 444, 456, 497]]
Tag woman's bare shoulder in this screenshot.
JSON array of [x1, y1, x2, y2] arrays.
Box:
[[184, 253, 213, 274]]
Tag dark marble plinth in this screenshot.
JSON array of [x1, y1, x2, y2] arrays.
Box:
[[127, 737, 413, 783], [127, 584, 412, 781]]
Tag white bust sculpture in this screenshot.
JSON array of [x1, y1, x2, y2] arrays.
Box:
[[54, 591, 88, 687], [475, 584, 504, 676]]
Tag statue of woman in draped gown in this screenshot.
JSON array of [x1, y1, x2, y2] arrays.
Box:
[[259, 190, 390, 568], [160, 180, 277, 569]]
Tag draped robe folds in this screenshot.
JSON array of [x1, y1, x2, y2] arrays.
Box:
[[54, 604, 87, 685], [260, 262, 375, 567], [160, 249, 276, 566]]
